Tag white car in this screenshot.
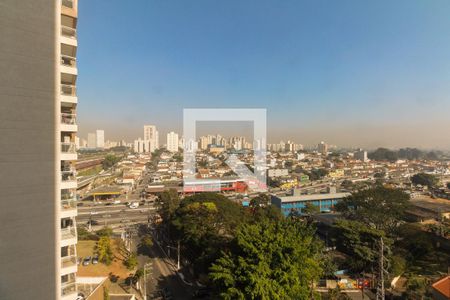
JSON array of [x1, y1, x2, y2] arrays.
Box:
[[128, 202, 139, 209], [113, 199, 121, 204]]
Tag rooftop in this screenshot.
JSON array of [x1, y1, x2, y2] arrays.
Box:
[[274, 192, 351, 203], [432, 276, 450, 299]]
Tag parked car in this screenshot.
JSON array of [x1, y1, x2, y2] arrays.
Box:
[[82, 256, 91, 266], [113, 199, 121, 204], [76, 257, 81, 265], [128, 202, 139, 209], [87, 220, 99, 226], [92, 255, 98, 264]]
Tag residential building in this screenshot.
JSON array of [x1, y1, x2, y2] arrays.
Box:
[[431, 276, 450, 300], [354, 149, 368, 162], [318, 141, 328, 155], [143, 125, 159, 149], [87, 132, 96, 148], [95, 129, 104, 148], [167, 131, 179, 152], [0, 0, 79, 299]]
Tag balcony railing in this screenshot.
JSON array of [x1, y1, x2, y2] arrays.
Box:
[[61, 0, 74, 9], [61, 227, 76, 240], [61, 198, 77, 211], [61, 142, 76, 153], [61, 26, 77, 39], [61, 55, 76, 68], [61, 255, 77, 268], [61, 84, 76, 96], [61, 169, 76, 182], [61, 282, 76, 296], [61, 113, 76, 125], [61, 191, 76, 201]]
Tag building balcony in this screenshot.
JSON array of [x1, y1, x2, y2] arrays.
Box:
[[61, 0, 74, 9], [61, 194, 77, 218], [61, 142, 77, 160], [61, 282, 77, 299], [61, 255, 77, 276], [61, 226, 77, 247], [60, 55, 77, 75], [61, 55, 76, 68], [61, 84, 77, 104], [61, 113, 77, 132], [61, 26, 77, 39], [61, 169, 77, 189], [61, 84, 76, 96]]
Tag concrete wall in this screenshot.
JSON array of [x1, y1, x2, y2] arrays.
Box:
[[0, 0, 58, 299]]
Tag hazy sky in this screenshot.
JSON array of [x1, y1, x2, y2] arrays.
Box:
[[77, 0, 450, 149]]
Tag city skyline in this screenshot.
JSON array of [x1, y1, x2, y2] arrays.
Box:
[[76, 0, 450, 149]]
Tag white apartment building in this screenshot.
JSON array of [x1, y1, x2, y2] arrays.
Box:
[[1, 1, 79, 299], [354, 149, 368, 162], [144, 125, 159, 149], [95, 129, 104, 148], [87, 132, 96, 148], [167, 131, 179, 152]]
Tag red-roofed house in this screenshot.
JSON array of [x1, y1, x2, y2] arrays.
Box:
[[432, 276, 450, 300]]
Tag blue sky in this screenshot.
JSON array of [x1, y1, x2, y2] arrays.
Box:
[[77, 0, 450, 149]]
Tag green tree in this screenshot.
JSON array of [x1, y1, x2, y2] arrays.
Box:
[[447, 182, 450, 189], [97, 236, 113, 265], [159, 189, 181, 221], [138, 236, 153, 256], [102, 154, 120, 170], [390, 255, 407, 277], [210, 219, 324, 299], [96, 226, 113, 238], [124, 252, 138, 270], [411, 173, 438, 188], [168, 193, 249, 276], [332, 219, 388, 273], [303, 203, 320, 215], [335, 186, 410, 235], [326, 287, 351, 300]]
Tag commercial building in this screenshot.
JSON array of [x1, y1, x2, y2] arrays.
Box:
[[167, 131, 179, 152], [0, 0, 79, 299], [271, 192, 351, 216]]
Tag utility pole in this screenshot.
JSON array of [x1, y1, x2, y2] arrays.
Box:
[[143, 262, 152, 300], [177, 240, 180, 270], [376, 237, 385, 300]]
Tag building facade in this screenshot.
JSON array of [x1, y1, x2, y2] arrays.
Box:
[[0, 0, 79, 299], [143, 124, 159, 149], [95, 129, 104, 149], [167, 131, 179, 152]]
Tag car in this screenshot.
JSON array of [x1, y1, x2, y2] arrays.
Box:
[[87, 220, 99, 226], [128, 202, 139, 209], [76, 257, 81, 265], [92, 255, 98, 264], [82, 256, 91, 266], [113, 199, 121, 204]]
